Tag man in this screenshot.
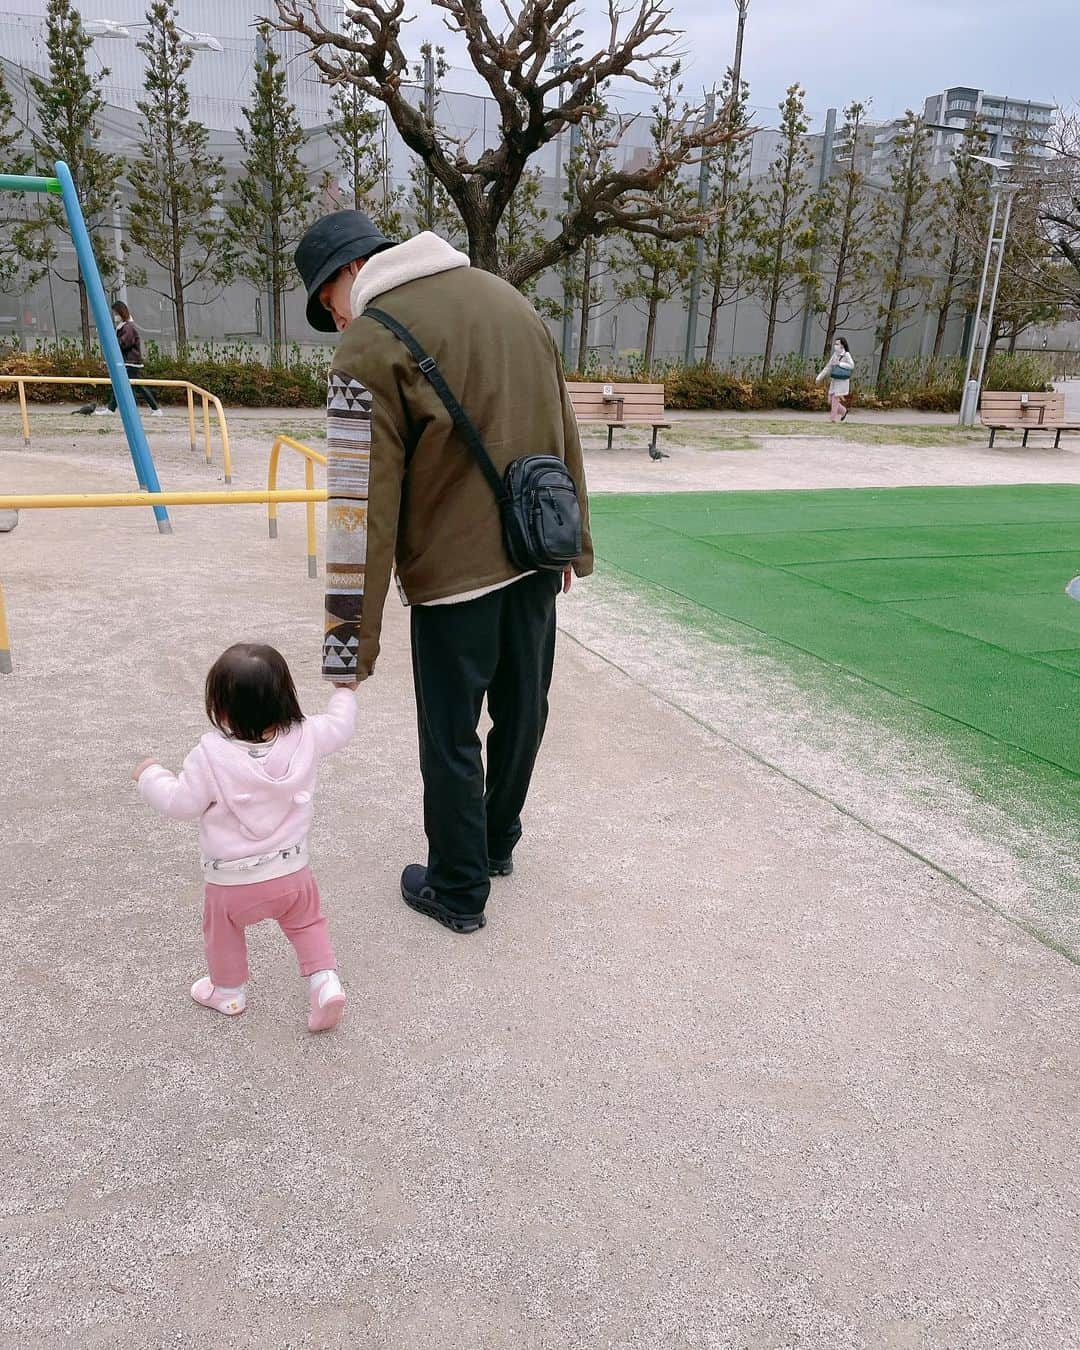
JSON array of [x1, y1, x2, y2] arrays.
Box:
[[294, 210, 593, 935]]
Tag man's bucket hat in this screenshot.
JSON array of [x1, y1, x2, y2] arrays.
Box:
[[295, 210, 393, 332]]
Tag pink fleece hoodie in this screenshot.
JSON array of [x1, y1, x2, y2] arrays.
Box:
[[137, 687, 356, 879]]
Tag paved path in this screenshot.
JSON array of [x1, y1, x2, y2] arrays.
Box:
[[1, 429, 1077, 1347]]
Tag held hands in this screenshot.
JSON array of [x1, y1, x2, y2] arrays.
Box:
[[132, 757, 158, 782], [563, 567, 573, 595]]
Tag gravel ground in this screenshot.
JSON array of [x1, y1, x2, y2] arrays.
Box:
[[1, 414, 1078, 1348]]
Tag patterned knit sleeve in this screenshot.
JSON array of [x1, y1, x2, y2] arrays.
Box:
[[322, 369, 373, 683], [322, 366, 407, 682]]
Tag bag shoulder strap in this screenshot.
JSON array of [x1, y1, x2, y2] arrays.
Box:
[[364, 306, 508, 506]]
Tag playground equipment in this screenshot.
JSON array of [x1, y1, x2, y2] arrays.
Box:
[[0, 167, 332, 672], [1, 375, 233, 482], [0, 429, 332, 672], [0, 163, 170, 529], [266, 434, 327, 577], [0, 485, 328, 673]]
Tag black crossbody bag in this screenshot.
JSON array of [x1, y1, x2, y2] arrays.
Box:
[[365, 306, 583, 573]]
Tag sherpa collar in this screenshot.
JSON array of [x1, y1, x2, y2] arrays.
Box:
[[349, 231, 470, 317]]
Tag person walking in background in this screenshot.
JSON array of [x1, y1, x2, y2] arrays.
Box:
[[817, 337, 855, 423], [95, 301, 162, 416]]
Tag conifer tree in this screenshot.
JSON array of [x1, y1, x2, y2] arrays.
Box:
[[701, 72, 756, 368], [873, 112, 937, 392], [746, 84, 816, 376], [813, 101, 882, 358], [25, 0, 121, 353], [126, 2, 226, 353], [611, 68, 698, 374], [225, 23, 314, 364], [327, 73, 403, 237], [0, 63, 33, 293]]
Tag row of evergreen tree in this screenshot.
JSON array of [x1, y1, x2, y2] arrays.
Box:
[[584, 77, 1062, 392], [0, 0, 1065, 389]]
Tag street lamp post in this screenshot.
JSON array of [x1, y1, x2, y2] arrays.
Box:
[[959, 154, 1020, 426], [84, 18, 223, 51]]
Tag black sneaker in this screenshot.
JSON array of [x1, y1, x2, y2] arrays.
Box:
[[488, 857, 514, 877], [400, 865, 486, 934]]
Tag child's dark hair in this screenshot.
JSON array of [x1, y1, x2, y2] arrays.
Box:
[[112, 300, 131, 322], [205, 644, 303, 742]]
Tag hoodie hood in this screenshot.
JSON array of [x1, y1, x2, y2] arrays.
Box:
[[349, 231, 470, 319], [198, 722, 317, 842]]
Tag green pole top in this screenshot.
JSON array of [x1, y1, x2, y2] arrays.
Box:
[[0, 173, 62, 194]]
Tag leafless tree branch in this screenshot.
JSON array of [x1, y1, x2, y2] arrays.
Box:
[[274, 0, 747, 281]]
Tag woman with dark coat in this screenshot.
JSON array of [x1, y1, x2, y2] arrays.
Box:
[[95, 302, 162, 415]]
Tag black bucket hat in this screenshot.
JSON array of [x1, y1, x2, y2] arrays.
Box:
[[295, 210, 393, 333]]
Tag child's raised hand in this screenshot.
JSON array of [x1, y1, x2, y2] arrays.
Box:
[[132, 758, 158, 782]]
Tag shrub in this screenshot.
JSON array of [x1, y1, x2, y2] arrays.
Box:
[[663, 364, 757, 411], [0, 339, 1056, 413], [0, 339, 331, 408]]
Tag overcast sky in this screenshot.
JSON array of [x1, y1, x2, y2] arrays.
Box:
[[403, 0, 1079, 129]]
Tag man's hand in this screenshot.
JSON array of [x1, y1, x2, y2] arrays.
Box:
[[562, 567, 573, 595], [132, 758, 157, 782]]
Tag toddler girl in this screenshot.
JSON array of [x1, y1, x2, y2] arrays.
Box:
[[134, 643, 356, 1032]]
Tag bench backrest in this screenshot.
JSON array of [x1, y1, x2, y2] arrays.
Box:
[[568, 381, 666, 420], [979, 390, 1063, 423]]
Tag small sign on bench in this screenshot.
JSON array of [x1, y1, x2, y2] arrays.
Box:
[[567, 381, 671, 460], [979, 391, 1080, 448]]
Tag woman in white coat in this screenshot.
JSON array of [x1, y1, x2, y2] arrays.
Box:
[[816, 337, 855, 423]]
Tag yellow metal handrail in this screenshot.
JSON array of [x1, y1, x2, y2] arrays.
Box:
[[0, 577, 11, 675], [0, 490, 324, 509], [0, 486, 328, 673], [267, 434, 327, 578], [0, 374, 234, 483]]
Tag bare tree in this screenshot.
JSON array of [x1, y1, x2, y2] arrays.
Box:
[[1002, 112, 1080, 315], [272, 0, 743, 287], [1036, 112, 1080, 308]]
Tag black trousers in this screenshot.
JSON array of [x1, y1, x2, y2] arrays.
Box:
[[107, 365, 160, 412], [410, 570, 560, 913]]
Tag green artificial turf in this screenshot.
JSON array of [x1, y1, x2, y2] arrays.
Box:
[[590, 486, 1080, 778]]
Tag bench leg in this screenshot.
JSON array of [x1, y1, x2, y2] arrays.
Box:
[[1055, 429, 1062, 449], [607, 425, 614, 451], [1022, 429, 1030, 447], [989, 428, 996, 448]]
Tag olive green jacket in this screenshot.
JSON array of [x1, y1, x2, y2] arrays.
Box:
[[321, 233, 592, 683]]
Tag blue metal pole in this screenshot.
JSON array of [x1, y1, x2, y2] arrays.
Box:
[[54, 160, 171, 532]]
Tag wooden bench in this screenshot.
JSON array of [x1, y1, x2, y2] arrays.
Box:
[[567, 382, 671, 460], [980, 391, 1080, 448]]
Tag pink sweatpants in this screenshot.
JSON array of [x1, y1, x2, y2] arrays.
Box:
[[202, 867, 336, 988]]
